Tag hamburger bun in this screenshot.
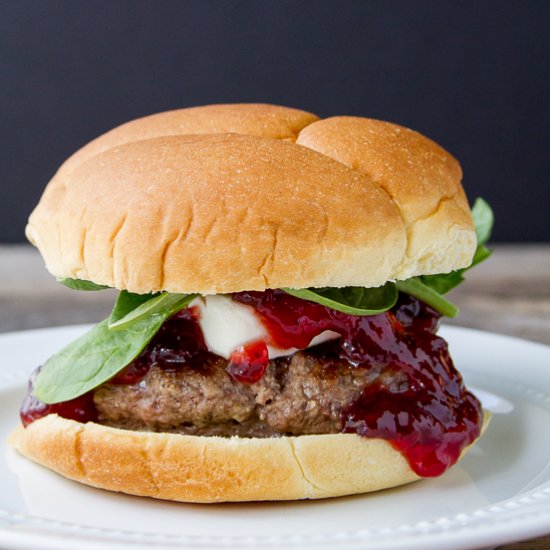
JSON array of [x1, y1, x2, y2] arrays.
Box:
[[26, 104, 475, 295], [9, 413, 489, 502]]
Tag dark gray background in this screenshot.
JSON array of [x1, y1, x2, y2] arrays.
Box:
[[1, 0, 548, 243]]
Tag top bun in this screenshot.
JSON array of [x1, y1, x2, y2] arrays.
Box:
[[26, 104, 476, 295]]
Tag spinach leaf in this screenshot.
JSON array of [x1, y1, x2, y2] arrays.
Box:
[[396, 278, 459, 318], [419, 271, 464, 295], [283, 283, 398, 315], [34, 293, 197, 404], [109, 290, 155, 324], [57, 278, 109, 291], [471, 197, 494, 245], [470, 243, 492, 268], [109, 291, 196, 330]]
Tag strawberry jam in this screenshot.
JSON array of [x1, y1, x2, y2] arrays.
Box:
[[234, 290, 482, 477], [20, 368, 97, 427], [227, 340, 269, 383], [111, 307, 212, 384]]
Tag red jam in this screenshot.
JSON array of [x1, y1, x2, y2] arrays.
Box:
[[234, 290, 482, 477], [20, 368, 97, 427], [227, 340, 269, 383], [111, 307, 212, 383]]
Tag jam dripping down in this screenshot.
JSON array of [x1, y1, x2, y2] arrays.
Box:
[[234, 290, 482, 477]]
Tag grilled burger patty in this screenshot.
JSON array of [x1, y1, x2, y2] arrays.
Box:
[[94, 347, 405, 437]]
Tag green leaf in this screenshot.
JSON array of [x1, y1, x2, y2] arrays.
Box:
[[420, 271, 465, 295], [283, 283, 398, 315], [108, 292, 196, 330], [57, 278, 109, 291], [109, 291, 160, 327], [471, 197, 494, 245], [470, 243, 492, 268], [396, 278, 459, 318], [34, 293, 197, 404], [34, 319, 163, 404]]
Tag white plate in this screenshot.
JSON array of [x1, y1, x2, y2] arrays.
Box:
[[0, 325, 549, 550]]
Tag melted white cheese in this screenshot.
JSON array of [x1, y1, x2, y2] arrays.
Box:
[[191, 295, 339, 360]]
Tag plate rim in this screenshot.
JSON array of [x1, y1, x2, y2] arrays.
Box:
[[1, 324, 549, 549]]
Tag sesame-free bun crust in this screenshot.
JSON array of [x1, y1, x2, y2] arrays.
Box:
[[26, 104, 476, 294], [9, 414, 488, 502]]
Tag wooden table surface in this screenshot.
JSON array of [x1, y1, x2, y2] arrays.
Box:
[[1, 244, 549, 549]]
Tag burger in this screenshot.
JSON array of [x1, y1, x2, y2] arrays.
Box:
[[9, 103, 493, 502]]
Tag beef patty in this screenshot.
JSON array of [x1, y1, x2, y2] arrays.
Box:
[[94, 349, 405, 437]]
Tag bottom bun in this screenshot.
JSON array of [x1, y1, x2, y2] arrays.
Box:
[[9, 414, 489, 503]]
